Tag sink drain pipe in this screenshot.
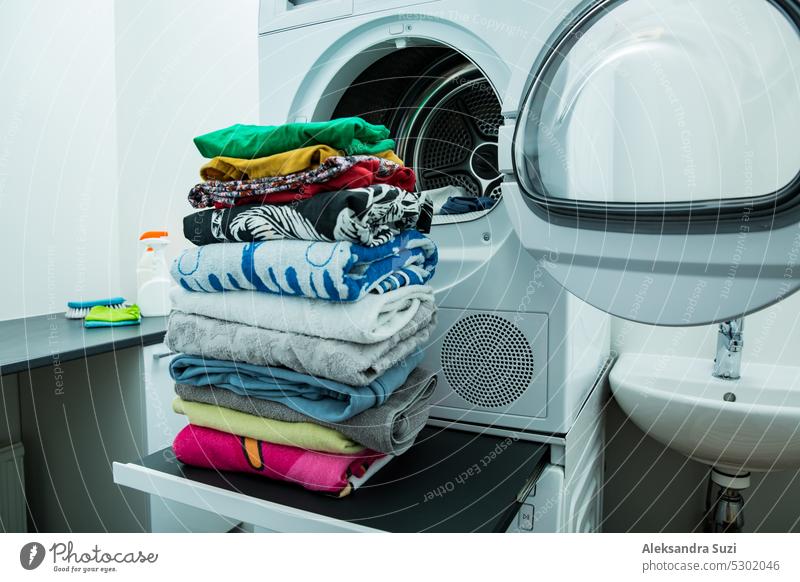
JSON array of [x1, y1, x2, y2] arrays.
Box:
[[705, 468, 751, 533]]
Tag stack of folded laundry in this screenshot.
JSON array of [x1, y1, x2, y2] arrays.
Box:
[[165, 117, 439, 497]]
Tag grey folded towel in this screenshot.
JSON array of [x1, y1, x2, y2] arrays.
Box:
[[175, 367, 437, 455], [165, 307, 435, 386]]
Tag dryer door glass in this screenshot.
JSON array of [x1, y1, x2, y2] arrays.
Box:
[[506, 0, 800, 325]]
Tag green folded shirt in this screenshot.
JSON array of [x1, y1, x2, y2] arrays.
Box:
[[193, 117, 395, 159], [84, 304, 141, 327], [172, 397, 366, 454]]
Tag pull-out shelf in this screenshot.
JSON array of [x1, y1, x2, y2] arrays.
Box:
[[114, 426, 548, 532]]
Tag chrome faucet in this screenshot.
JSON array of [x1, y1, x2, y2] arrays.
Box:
[[712, 318, 744, 380]]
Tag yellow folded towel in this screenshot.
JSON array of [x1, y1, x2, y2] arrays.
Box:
[[172, 397, 365, 454], [200, 145, 403, 181]]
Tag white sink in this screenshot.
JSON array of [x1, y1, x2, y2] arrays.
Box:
[[610, 353, 800, 473]]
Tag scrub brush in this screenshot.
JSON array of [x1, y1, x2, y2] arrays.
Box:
[[65, 297, 127, 320]]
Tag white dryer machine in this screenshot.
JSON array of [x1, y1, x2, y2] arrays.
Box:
[[257, 0, 800, 439], [256, 0, 800, 532]]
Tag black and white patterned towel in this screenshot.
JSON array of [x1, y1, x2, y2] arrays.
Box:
[[183, 184, 432, 247]]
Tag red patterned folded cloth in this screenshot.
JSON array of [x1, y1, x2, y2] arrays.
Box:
[[188, 155, 416, 209], [173, 424, 388, 497]]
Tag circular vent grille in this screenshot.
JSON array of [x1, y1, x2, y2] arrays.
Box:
[[441, 314, 535, 408]]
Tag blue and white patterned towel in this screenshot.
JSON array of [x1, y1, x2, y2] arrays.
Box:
[[171, 229, 437, 302]]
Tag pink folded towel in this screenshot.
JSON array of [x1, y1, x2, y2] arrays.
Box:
[[173, 424, 385, 497]]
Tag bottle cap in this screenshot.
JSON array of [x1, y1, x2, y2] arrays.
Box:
[[139, 230, 169, 240]]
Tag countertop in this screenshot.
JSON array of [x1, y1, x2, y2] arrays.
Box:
[[0, 313, 168, 375]]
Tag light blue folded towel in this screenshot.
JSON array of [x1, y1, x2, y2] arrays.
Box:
[[84, 320, 140, 328], [170, 230, 437, 302], [168, 351, 424, 422]]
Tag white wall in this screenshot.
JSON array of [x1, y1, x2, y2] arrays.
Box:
[[113, 0, 260, 300], [0, 1, 120, 320], [612, 293, 800, 366], [0, 0, 259, 320]]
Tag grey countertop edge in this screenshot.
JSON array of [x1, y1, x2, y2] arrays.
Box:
[[0, 314, 168, 376]]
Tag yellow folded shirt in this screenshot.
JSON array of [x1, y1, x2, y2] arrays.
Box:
[[172, 397, 366, 454], [200, 145, 403, 181]]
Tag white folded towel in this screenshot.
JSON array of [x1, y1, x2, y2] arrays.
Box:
[[169, 285, 435, 344]]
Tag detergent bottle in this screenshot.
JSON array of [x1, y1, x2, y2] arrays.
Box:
[[137, 231, 171, 317]]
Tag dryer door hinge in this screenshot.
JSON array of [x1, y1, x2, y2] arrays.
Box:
[[498, 121, 516, 175]]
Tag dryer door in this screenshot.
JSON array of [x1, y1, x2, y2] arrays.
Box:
[[500, 0, 800, 325]]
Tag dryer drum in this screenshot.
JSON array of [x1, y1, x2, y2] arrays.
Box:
[[332, 47, 503, 199]]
